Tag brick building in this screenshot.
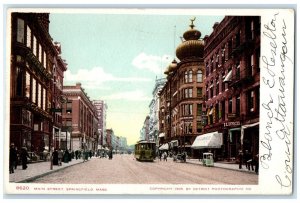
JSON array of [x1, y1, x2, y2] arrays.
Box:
[[52, 42, 68, 150], [62, 83, 99, 152], [9, 13, 66, 155], [105, 128, 114, 149], [201, 16, 260, 161], [159, 19, 205, 156]]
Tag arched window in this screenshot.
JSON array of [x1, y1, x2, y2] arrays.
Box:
[[197, 69, 203, 82], [184, 71, 188, 83], [188, 70, 193, 82]]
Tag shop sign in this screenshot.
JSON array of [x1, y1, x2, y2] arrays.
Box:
[[181, 116, 193, 120], [227, 113, 236, 118], [223, 121, 240, 127]]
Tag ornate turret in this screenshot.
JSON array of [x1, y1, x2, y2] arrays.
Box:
[[176, 17, 204, 61], [164, 59, 178, 76]]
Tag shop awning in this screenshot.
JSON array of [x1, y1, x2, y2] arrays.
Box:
[[158, 133, 165, 138], [223, 70, 232, 82], [229, 128, 241, 143], [241, 122, 259, 145], [159, 143, 169, 150], [191, 131, 223, 149]]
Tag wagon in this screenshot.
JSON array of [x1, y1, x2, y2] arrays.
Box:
[[202, 152, 214, 167]]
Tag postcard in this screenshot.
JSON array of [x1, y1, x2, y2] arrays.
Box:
[[3, 7, 294, 195]]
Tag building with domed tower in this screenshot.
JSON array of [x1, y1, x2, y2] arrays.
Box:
[[158, 18, 205, 157]]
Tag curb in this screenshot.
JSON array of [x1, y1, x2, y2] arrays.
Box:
[[185, 160, 257, 175], [17, 160, 86, 183]]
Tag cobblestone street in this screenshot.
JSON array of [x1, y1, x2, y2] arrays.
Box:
[[31, 154, 258, 185]]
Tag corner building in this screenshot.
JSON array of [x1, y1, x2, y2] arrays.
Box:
[[203, 16, 260, 161], [159, 19, 205, 157], [10, 13, 67, 155]]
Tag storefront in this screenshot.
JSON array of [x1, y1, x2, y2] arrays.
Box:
[[224, 121, 242, 160], [191, 131, 223, 160], [241, 122, 259, 158]]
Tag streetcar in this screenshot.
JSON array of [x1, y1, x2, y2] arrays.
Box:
[[134, 140, 156, 161]]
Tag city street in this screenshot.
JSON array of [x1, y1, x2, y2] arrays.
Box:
[[31, 154, 258, 185]]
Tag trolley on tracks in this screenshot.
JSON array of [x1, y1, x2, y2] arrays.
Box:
[[134, 140, 156, 162]]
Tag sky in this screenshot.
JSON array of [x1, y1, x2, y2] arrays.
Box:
[[49, 10, 224, 145]]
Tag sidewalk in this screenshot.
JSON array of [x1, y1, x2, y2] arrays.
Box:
[[9, 158, 87, 183], [185, 158, 257, 174]]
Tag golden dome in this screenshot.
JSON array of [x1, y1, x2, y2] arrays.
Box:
[[164, 59, 178, 75], [176, 18, 204, 61]]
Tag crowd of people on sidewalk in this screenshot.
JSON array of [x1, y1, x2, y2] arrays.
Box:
[[9, 143, 31, 174], [238, 150, 259, 174], [9, 143, 98, 174]]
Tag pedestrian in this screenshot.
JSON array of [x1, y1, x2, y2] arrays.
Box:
[[89, 150, 92, 159], [254, 153, 259, 174], [75, 150, 78, 160], [14, 147, 19, 169], [244, 150, 252, 170], [71, 150, 75, 159], [163, 151, 168, 162], [85, 150, 89, 161], [20, 147, 29, 170], [64, 149, 69, 163], [68, 149, 72, 162], [78, 150, 82, 159], [52, 149, 59, 165], [9, 143, 17, 174], [108, 150, 113, 160], [159, 151, 162, 161], [238, 149, 243, 169], [58, 149, 63, 166]]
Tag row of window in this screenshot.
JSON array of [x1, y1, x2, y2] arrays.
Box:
[[181, 87, 203, 99], [171, 121, 203, 135], [206, 88, 259, 125], [205, 19, 259, 76], [183, 69, 203, 83], [205, 50, 260, 100], [17, 18, 47, 70], [181, 103, 203, 117], [164, 88, 259, 128], [24, 69, 48, 111]]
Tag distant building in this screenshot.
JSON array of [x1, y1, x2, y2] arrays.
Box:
[[148, 78, 166, 146], [106, 128, 114, 149], [139, 127, 145, 141], [62, 83, 99, 151], [140, 116, 150, 141], [118, 136, 128, 152], [93, 100, 108, 148]]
